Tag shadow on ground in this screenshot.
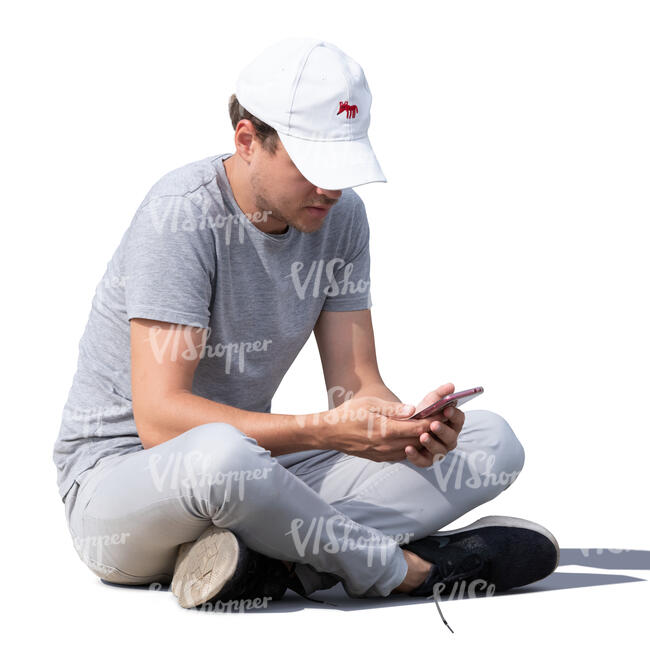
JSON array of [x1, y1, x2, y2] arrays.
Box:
[[100, 547, 649, 614]]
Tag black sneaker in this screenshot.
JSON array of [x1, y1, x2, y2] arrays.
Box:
[[171, 526, 294, 609], [403, 515, 560, 632]]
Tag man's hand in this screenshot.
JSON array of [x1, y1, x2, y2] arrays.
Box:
[[391, 382, 466, 468], [323, 396, 448, 462], [413, 382, 456, 417]]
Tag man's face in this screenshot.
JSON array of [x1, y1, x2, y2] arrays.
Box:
[[248, 138, 342, 234]]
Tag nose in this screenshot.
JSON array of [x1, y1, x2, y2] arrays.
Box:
[[314, 186, 343, 201]]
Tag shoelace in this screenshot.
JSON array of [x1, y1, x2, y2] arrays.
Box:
[[425, 554, 485, 633], [430, 582, 454, 633]]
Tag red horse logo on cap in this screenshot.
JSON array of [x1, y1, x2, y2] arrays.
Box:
[[337, 100, 358, 119]]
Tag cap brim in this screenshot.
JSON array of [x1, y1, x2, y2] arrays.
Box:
[[276, 131, 387, 191]]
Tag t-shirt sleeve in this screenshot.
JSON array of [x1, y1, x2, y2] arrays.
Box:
[[123, 195, 216, 328], [321, 198, 373, 312]]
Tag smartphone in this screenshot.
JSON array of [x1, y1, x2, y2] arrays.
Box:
[[407, 386, 484, 420]]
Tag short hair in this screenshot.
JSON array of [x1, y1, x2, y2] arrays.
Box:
[[228, 93, 279, 155]]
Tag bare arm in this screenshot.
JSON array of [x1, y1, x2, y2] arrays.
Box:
[[313, 308, 403, 406], [131, 314, 452, 467], [130, 318, 325, 453], [313, 309, 464, 467]]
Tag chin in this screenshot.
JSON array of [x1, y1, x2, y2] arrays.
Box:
[[300, 221, 325, 234], [288, 216, 321, 234]]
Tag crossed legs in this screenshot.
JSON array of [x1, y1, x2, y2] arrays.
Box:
[[66, 409, 525, 598]]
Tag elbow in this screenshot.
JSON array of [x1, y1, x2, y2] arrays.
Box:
[[134, 414, 159, 449], [133, 400, 169, 449], [132, 389, 190, 448]]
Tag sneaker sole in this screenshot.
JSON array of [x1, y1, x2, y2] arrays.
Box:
[[430, 515, 560, 572], [171, 526, 240, 609]]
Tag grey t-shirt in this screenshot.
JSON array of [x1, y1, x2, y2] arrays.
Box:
[[53, 152, 372, 501]]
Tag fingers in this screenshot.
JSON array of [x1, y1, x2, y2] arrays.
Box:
[[405, 440, 448, 467], [417, 406, 464, 449], [442, 405, 465, 434], [368, 401, 464, 451], [405, 409, 460, 467], [384, 414, 447, 439], [405, 444, 434, 467], [419, 429, 451, 456], [403, 412, 461, 467], [425, 418, 459, 452]]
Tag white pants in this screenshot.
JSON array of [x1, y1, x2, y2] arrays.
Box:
[[64, 409, 525, 598]]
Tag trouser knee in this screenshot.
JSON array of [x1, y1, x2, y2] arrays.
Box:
[[145, 422, 277, 519], [455, 409, 525, 492]]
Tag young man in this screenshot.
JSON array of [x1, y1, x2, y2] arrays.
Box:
[[53, 38, 558, 624]]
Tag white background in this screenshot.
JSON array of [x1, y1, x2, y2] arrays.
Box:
[[2, 0, 648, 646]]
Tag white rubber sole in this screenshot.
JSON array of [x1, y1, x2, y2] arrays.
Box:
[[171, 526, 240, 609], [430, 515, 560, 570]]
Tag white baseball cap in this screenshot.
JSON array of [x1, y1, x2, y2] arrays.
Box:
[[234, 37, 387, 191]]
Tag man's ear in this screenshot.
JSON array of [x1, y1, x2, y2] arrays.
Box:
[[233, 120, 256, 162]]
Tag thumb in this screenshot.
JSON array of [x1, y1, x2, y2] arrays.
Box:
[[415, 382, 456, 412], [437, 382, 455, 396]]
